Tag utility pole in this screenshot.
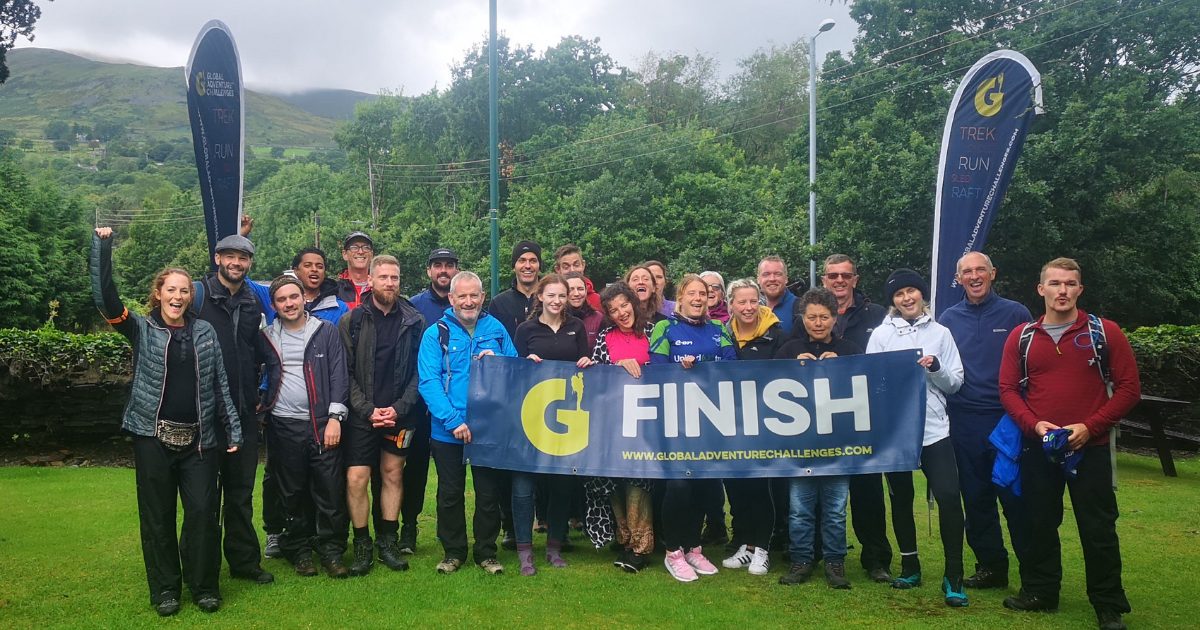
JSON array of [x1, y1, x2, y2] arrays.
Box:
[[367, 157, 378, 230], [314, 212, 321, 249], [488, 0, 500, 297], [809, 19, 836, 291]]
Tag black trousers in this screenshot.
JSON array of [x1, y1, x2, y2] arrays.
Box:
[[217, 417, 262, 574], [261, 426, 286, 536], [430, 440, 503, 563], [400, 414, 432, 528], [266, 418, 348, 562], [850, 473, 893, 571], [701, 480, 727, 529], [885, 437, 965, 579], [725, 478, 774, 548], [1022, 441, 1129, 613], [661, 479, 722, 551], [949, 407, 1030, 573], [132, 436, 221, 605]]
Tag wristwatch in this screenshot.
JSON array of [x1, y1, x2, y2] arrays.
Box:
[[329, 411, 346, 422]]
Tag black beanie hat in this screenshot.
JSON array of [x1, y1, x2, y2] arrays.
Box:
[[512, 240, 542, 267], [883, 268, 930, 304]]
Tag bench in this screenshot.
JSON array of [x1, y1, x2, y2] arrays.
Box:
[[1120, 395, 1197, 477]]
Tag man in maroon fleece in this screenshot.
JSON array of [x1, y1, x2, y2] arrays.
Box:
[[998, 257, 1140, 630]]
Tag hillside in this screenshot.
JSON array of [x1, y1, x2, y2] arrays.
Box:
[[0, 48, 340, 148], [261, 88, 377, 120]]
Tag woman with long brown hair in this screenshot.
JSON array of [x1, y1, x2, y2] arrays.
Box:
[[91, 228, 242, 616], [623, 265, 667, 326]]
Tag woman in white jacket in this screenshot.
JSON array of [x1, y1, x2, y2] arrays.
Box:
[[866, 269, 968, 608]]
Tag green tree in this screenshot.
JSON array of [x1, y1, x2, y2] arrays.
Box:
[[44, 121, 70, 141], [0, 0, 48, 85]]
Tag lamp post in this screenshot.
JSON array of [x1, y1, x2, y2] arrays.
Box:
[[488, 0, 500, 297], [809, 18, 835, 291]]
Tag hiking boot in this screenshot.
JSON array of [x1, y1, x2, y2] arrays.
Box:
[[665, 549, 698, 582], [231, 567, 274, 585], [779, 562, 814, 585], [723, 545, 753, 569], [156, 599, 180, 617], [891, 572, 922, 589], [867, 567, 892, 583], [964, 565, 1008, 589], [377, 533, 410, 571], [501, 530, 517, 551], [398, 524, 418, 555], [349, 537, 373, 577], [1097, 610, 1127, 630], [825, 563, 852, 589], [322, 557, 349, 579], [701, 522, 729, 546], [943, 576, 968, 607], [436, 557, 463, 574], [293, 556, 319, 577], [195, 597, 220, 613], [479, 558, 505, 575], [1003, 590, 1059, 613], [263, 533, 283, 559]]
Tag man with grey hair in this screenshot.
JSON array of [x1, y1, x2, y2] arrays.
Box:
[[940, 251, 1033, 590], [418, 271, 518, 575]]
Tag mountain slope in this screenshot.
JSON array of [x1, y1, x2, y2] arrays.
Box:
[[260, 88, 377, 120], [0, 48, 340, 147]]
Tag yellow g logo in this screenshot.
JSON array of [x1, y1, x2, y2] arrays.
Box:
[[521, 372, 589, 456], [974, 74, 1003, 117], [195, 71, 206, 96]]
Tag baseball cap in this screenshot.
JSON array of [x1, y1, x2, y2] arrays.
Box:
[[343, 231, 374, 249], [428, 248, 459, 263]]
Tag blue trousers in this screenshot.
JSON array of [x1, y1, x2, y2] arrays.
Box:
[[787, 475, 849, 565]]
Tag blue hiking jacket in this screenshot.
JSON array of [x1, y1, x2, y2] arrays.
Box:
[[417, 308, 518, 444], [941, 290, 1032, 413], [989, 413, 1023, 496]]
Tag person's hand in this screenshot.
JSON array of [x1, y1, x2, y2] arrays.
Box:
[[917, 355, 936, 370], [796, 353, 817, 361], [576, 357, 595, 368], [478, 349, 495, 357], [1063, 423, 1091, 450], [1034, 421, 1060, 437], [371, 407, 397, 428], [95, 227, 113, 239], [324, 418, 341, 449], [819, 352, 839, 360], [680, 355, 696, 369], [453, 424, 472, 444], [227, 446, 239, 453], [239, 216, 254, 237], [616, 358, 642, 379], [527, 353, 543, 363]]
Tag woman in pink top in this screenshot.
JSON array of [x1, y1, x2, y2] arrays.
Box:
[[584, 282, 656, 574]]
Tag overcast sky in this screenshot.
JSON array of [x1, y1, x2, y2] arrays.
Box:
[[17, 0, 858, 94]]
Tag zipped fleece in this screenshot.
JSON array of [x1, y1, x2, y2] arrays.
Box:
[[257, 314, 350, 447], [940, 290, 1032, 413], [418, 308, 518, 444], [90, 234, 242, 450], [337, 294, 425, 432], [866, 313, 964, 447]]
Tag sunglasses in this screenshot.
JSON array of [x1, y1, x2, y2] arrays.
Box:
[[823, 273, 856, 281]]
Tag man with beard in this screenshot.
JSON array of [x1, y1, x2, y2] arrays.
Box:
[[757, 256, 797, 334], [337, 255, 425, 576], [553, 243, 601, 310], [418, 271, 517, 575], [191, 234, 274, 585], [256, 275, 351, 578], [489, 241, 542, 338], [337, 232, 374, 310], [940, 252, 1032, 591], [399, 247, 459, 555]]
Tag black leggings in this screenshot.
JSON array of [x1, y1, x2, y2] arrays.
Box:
[[724, 478, 774, 549], [661, 479, 722, 552], [885, 437, 965, 580]]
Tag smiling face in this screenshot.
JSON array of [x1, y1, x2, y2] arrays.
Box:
[[370, 262, 400, 308], [295, 253, 326, 293], [155, 273, 193, 324], [892, 286, 925, 320], [556, 252, 585, 276], [1038, 267, 1083, 318], [605, 294, 637, 333], [215, 250, 251, 285], [342, 239, 373, 272], [702, 275, 724, 308], [757, 260, 788, 301], [955, 252, 995, 304], [821, 261, 858, 303], [539, 281, 569, 320], [427, 259, 459, 293], [677, 279, 708, 319], [730, 286, 761, 327], [628, 268, 654, 304], [803, 303, 835, 343], [566, 277, 588, 309], [514, 252, 541, 288], [272, 282, 305, 325], [450, 277, 485, 326]]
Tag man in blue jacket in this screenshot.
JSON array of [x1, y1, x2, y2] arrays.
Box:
[[418, 271, 517, 575], [940, 251, 1033, 590]]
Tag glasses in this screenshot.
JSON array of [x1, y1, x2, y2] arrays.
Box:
[[346, 244, 373, 253], [709, 284, 723, 292], [823, 272, 856, 281]]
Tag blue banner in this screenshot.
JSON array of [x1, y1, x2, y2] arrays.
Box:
[[931, 50, 1042, 317], [463, 352, 926, 479], [185, 20, 244, 261]]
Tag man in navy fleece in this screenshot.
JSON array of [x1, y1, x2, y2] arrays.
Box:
[[939, 251, 1032, 591]]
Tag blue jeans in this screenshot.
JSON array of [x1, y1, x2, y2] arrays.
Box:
[[512, 472, 570, 545], [788, 475, 849, 565]]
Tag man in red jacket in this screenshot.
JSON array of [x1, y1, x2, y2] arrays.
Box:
[[998, 257, 1140, 630], [553, 244, 601, 310]]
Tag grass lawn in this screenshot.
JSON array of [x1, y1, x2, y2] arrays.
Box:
[[1, 453, 1197, 629]]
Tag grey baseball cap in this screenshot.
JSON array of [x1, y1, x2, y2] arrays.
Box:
[[214, 234, 256, 257]]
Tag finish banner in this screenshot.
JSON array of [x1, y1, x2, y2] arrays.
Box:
[[464, 352, 926, 479], [930, 50, 1042, 317], [185, 20, 245, 261]]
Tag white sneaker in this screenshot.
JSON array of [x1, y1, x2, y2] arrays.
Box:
[[748, 547, 771, 575], [722, 544, 752, 569]]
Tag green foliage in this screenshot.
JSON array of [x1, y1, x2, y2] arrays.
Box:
[[0, 326, 131, 383], [51, 138, 70, 152], [42, 120, 69, 140], [1127, 325, 1200, 401]]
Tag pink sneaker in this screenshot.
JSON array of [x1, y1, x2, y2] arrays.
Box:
[[686, 547, 719, 575], [664, 549, 698, 582]]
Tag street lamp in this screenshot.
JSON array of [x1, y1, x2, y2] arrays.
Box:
[[809, 18, 835, 291]]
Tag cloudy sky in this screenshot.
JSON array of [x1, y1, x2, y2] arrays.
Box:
[[18, 0, 859, 94]]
